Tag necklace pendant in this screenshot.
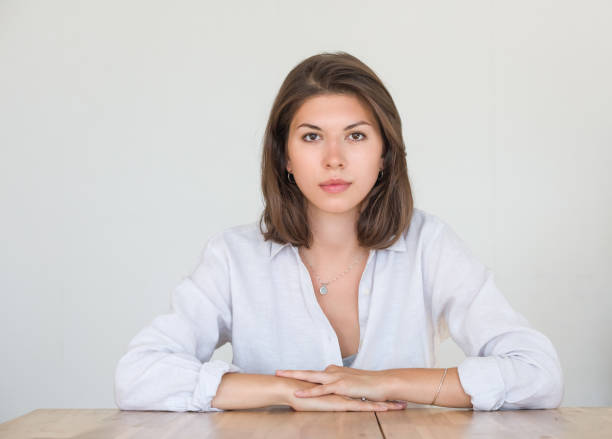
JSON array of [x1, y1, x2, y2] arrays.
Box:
[[319, 284, 328, 295]]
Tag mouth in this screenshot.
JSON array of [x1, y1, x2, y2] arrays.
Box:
[[320, 178, 350, 186], [319, 181, 351, 193]]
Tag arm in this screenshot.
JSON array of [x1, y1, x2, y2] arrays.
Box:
[[114, 233, 405, 412], [422, 220, 564, 411], [211, 373, 289, 410], [277, 364, 471, 408], [212, 372, 407, 411], [380, 367, 472, 408], [114, 234, 244, 412], [211, 373, 327, 410]]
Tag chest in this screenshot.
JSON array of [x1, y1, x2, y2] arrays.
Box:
[[229, 244, 436, 373], [304, 258, 368, 358]]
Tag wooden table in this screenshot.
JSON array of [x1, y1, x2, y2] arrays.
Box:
[[1, 407, 610, 438]]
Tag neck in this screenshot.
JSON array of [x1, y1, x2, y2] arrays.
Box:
[[303, 203, 366, 258]]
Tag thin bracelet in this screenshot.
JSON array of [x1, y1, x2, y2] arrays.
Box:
[[431, 367, 448, 406]]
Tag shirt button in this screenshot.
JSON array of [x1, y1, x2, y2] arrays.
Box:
[[362, 288, 370, 296]]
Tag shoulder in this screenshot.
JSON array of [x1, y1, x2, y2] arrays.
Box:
[[409, 209, 484, 278], [403, 207, 447, 247], [399, 208, 475, 266], [202, 220, 268, 258]]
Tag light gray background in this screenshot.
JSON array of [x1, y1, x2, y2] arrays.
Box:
[[1, 0, 610, 423]]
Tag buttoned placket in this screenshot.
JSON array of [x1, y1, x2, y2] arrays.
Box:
[[293, 246, 377, 367]]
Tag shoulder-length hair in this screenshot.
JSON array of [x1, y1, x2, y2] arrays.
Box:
[[259, 51, 414, 250]]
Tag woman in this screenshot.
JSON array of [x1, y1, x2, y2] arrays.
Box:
[[114, 52, 564, 412]]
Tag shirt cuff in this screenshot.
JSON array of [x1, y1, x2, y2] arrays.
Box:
[[192, 360, 243, 411], [457, 356, 506, 411]]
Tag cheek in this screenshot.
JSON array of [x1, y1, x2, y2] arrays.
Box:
[[291, 152, 318, 172], [354, 151, 382, 173]]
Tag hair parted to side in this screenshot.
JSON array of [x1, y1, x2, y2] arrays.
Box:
[[258, 51, 414, 250]]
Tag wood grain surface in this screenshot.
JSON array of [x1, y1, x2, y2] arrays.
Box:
[[0, 407, 610, 438]]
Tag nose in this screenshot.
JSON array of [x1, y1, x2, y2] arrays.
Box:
[[322, 136, 345, 169]]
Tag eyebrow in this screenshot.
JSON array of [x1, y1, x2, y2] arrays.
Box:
[[295, 121, 372, 131]]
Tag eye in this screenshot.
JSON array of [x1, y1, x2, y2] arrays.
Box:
[[349, 132, 366, 141], [302, 133, 320, 142]]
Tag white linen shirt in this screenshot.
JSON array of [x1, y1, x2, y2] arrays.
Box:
[[114, 208, 564, 412]]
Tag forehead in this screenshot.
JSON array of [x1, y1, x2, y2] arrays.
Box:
[[291, 93, 375, 127]]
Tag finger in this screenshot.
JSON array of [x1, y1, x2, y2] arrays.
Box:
[[386, 401, 407, 410], [355, 401, 390, 412], [294, 384, 333, 398], [369, 401, 406, 411], [276, 370, 329, 383], [354, 400, 406, 411]]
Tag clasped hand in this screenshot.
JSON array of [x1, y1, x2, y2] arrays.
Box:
[[275, 364, 407, 411]]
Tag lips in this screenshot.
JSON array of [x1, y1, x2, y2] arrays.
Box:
[[319, 179, 351, 193], [320, 178, 350, 186]]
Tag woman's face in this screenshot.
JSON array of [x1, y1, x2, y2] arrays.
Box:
[[286, 93, 384, 217]]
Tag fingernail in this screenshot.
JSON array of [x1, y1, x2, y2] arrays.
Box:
[[294, 390, 304, 396]]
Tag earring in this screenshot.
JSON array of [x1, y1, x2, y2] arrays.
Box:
[[287, 171, 296, 184]]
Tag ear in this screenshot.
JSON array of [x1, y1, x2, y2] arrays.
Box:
[[286, 159, 292, 173]]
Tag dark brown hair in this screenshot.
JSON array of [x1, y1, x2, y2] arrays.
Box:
[[258, 51, 414, 249]]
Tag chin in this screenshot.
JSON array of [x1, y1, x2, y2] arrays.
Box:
[[310, 200, 361, 215]]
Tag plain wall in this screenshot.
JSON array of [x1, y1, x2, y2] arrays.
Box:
[[1, 0, 610, 423]]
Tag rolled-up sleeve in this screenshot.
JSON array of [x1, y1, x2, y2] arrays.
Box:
[[424, 220, 564, 411], [114, 233, 243, 412]]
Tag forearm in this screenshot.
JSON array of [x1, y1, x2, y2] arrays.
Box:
[[210, 372, 303, 410], [381, 367, 473, 408]]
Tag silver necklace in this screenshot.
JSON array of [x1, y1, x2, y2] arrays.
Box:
[[299, 247, 363, 295]]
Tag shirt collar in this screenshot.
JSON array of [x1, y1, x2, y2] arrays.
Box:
[[267, 230, 407, 259]]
